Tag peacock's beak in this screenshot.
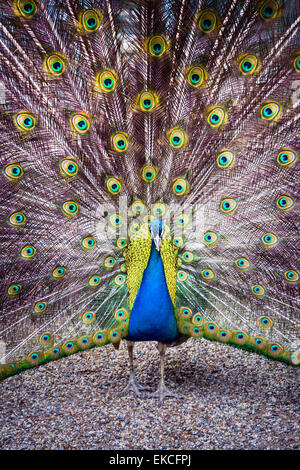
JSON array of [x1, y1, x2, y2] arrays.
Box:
[[153, 234, 161, 251]]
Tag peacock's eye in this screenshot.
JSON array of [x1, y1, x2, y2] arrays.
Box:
[[177, 270, 188, 282], [148, 35, 167, 57], [52, 266, 66, 278], [182, 251, 195, 263], [81, 235, 96, 250], [114, 274, 126, 286], [151, 202, 166, 217], [15, 112, 36, 131], [81, 9, 103, 32], [111, 132, 129, 152], [284, 270, 299, 283], [40, 332, 53, 347], [93, 330, 107, 345], [172, 177, 189, 196], [239, 54, 259, 75], [3, 163, 24, 181], [175, 213, 190, 228], [70, 113, 90, 134], [81, 311, 95, 324], [186, 65, 207, 87], [7, 283, 21, 296], [137, 91, 159, 112], [97, 69, 118, 92], [267, 342, 283, 357], [201, 268, 215, 280], [114, 308, 129, 322], [207, 106, 227, 128], [259, 1, 279, 21], [173, 237, 184, 248], [198, 10, 218, 33], [61, 200, 78, 217], [294, 55, 300, 73], [220, 198, 238, 214], [260, 102, 281, 121], [109, 213, 123, 228], [141, 164, 158, 183], [20, 244, 36, 259], [88, 275, 101, 288], [33, 300, 47, 314], [217, 150, 235, 169], [261, 232, 279, 247], [167, 127, 187, 149], [104, 256, 116, 269], [59, 158, 79, 178], [235, 257, 251, 270], [251, 284, 266, 297], [276, 195, 295, 212], [116, 238, 127, 250], [17, 0, 37, 18], [179, 307, 192, 319], [257, 316, 273, 330], [45, 54, 66, 76], [203, 231, 219, 246], [276, 149, 298, 167], [8, 211, 26, 227], [232, 331, 248, 345], [106, 176, 122, 195], [131, 200, 145, 215]]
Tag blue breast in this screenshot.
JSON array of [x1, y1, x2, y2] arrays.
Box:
[[128, 242, 179, 342]]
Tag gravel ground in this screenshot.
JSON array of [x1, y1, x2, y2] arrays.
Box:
[[0, 339, 299, 450]]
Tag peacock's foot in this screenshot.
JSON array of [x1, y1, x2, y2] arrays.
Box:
[[150, 381, 181, 404], [120, 376, 151, 398]]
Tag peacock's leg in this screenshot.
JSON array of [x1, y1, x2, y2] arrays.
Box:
[[151, 342, 178, 404], [120, 340, 150, 397]]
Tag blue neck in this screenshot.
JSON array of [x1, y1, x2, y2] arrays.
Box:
[[128, 242, 179, 342]]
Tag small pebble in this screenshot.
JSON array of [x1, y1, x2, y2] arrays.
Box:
[[0, 340, 298, 450]]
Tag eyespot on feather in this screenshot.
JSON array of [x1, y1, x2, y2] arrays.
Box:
[[220, 198, 238, 214], [146, 35, 168, 57], [97, 69, 118, 92], [81, 235, 97, 250], [260, 101, 281, 121], [8, 211, 26, 227], [251, 284, 266, 297], [20, 244, 36, 260], [15, 0, 38, 18], [276, 149, 298, 167], [111, 132, 129, 152], [197, 9, 219, 33], [61, 201, 78, 217], [59, 159, 78, 178], [3, 163, 24, 181], [203, 231, 219, 246], [238, 53, 260, 75], [106, 176, 122, 195], [141, 165, 158, 183], [217, 150, 235, 169], [186, 65, 207, 87], [259, 1, 280, 21], [7, 283, 21, 296], [207, 106, 227, 128], [15, 112, 36, 131], [80, 9, 103, 32], [45, 53, 66, 76], [70, 113, 90, 134], [136, 91, 159, 112], [261, 232, 279, 247], [276, 195, 295, 211]]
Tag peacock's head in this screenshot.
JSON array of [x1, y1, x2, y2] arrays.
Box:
[[150, 218, 164, 252]]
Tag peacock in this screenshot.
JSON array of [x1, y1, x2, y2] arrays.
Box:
[[0, 0, 299, 404]]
